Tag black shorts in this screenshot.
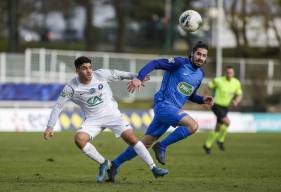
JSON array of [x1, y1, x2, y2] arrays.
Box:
[[211, 104, 229, 124]]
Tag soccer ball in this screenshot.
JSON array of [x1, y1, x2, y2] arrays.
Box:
[[179, 10, 202, 32]]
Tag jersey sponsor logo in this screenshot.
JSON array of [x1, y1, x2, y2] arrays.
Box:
[[177, 82, 194, 96], [87, 95, 103, 106], [168, 57, 175, 63]]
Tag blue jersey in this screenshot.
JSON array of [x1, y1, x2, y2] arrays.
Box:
[[137, 57, 204, 109]]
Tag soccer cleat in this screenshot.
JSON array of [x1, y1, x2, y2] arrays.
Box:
[[151, 166, 169, 178], [216, 141, 225, 151], [106, 163, 118, 183], [96, 160, 110, 183], [152, 142, 166, 165], [203, 144, 211, 155]]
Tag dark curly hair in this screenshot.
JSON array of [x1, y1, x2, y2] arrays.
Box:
[[74, 56, 92, 69], [189, 41, 208, 58]]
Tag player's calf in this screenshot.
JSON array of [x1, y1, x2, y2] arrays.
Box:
[[152, 142, 166, 165], [188, 122, 199, 134]]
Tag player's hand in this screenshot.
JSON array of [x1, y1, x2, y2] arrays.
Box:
[[44, 127, 54, 140], [203, 96, 214, 106], [127, 78, 142, 93], [143, 75, 150, 82]]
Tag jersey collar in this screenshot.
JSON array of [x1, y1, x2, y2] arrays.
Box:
[[224, 76, 233, 82]]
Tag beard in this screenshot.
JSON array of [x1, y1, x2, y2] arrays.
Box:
[[193, 60, 204, 67]]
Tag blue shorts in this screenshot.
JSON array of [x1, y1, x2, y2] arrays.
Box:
[[145, 102, 188, 138]]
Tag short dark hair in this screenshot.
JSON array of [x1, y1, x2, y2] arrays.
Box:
[[192, 41, 208, 53], [226, 65, 234, 69], [74, 56, 91, 69]]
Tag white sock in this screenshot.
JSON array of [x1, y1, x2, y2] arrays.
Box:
[[82, 142, 105, 164], [133, 141, 155, 169]]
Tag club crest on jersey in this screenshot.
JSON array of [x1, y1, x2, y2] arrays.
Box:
[[89, 88, 96, 94], [168, 57, 175, 63], [98, 84, 103, 90], [177, 82, 194, 96]]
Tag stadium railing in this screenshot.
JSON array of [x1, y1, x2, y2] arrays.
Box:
[[0, 48, 280, 104]]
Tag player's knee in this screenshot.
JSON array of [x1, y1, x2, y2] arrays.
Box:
[[121, 129, 139, 146], [223, 118, 230, 126], [141, 136, 156, 148], [143, 142, 152, 148], [74, 133, 89, 149], [189, 122, 199, 134], [215, 124, 220, 131]]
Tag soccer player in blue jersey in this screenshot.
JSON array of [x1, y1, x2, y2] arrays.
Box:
[[107, 41, 214, 182]]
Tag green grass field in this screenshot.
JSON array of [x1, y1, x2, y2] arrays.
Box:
[[0, 132, 281, 192]]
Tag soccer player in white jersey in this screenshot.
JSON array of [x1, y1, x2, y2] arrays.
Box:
[[43, 56, 168, 183]]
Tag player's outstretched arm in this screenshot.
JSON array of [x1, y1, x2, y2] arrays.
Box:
[[128, 58, 180, 93], [44, 127, 54, 140], [44, 85, 73, 140], [137, 58, 180, 81]]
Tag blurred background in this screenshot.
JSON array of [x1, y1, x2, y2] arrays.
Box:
[[0, 0, 280, 132]]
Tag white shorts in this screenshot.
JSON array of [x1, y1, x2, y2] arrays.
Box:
[[76, 115, 132, 139]]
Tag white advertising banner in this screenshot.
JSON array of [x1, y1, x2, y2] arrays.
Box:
[[0, 109, 61, 132], [187, 111, 217, 131], [151, 110, 255, 133], [227, 112, 255, 132], [185, 111, 255, 132]]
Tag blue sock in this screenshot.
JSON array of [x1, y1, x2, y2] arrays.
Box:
[[112, 146, 137, 169], [160, 126, 191, 149]]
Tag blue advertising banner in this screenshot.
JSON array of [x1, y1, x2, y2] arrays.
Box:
[[0, 83, 64, 101], [253, 113, 281, 132]]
